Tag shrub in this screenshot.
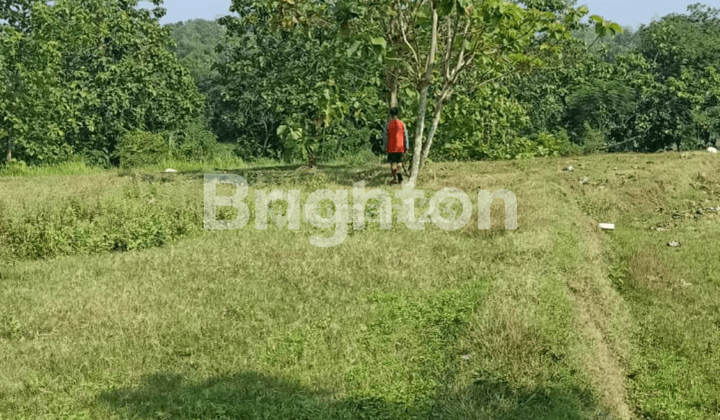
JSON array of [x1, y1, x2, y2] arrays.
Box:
[[582, 123, 607, 154], [116, 131, 170, 168], [535, 130, 582, 157], [0, 176, 204, 262], [175, 122, 222, 161], [0, 160, 29, 176], [474, 136, 536, 160]]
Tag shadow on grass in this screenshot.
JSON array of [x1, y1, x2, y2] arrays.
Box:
[[98, 371, 613, 420]]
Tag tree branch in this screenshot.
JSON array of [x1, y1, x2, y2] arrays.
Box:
[[443, 11, 461, 81], [399, 3, 421, 77]]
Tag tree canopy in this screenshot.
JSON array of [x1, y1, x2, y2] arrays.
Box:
[[1, 0, 203, 164], [4, 2, 720, 169]]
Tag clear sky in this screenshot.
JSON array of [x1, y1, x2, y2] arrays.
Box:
[[578, 0, 720, 30], [149, 0, 720, 29]]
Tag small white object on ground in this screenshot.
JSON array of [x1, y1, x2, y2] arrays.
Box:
[[563, 166, 573, 173], [599, 223, 615, 230], [461, 354, 472, 361], [165, 168, 177, 173], [668, 241, 681, 248], [708, 147, 718, 154], [681, 279, 693, 288], [580, 177, 590, 185]]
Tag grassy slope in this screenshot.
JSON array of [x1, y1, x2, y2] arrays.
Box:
[[0, 152, 717, 419], [558, 153, 720, 419]]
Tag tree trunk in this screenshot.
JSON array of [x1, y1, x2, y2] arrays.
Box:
[[409, 84, 429, 183], [420, 87, 452, 171], [419, 100, 443, 172], [409, 4, 439, 185], [389, 78, 398, 109]]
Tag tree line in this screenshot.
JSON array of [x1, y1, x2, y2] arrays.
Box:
[[0, 0, 205, 166], [2, 1, 719, 174]]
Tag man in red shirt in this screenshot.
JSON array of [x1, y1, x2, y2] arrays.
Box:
[[382, 108, 409, 184]]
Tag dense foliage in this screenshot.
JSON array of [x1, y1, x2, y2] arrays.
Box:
[[509, 3, 720, 153], [213, 2, 387, 162], [1, 0, 203, 165], [167, 19, 224, 95], [4, 1, 720, 168]]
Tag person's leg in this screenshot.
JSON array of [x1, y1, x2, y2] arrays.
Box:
[[396, 162, 403, 183], [389, 153, 403, 183], [387, 154, 395, 183]]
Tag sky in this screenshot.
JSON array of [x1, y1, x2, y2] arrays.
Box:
[[150, 0, 720, 29]]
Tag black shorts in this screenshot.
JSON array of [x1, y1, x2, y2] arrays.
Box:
[[387, 153, 403, 163]]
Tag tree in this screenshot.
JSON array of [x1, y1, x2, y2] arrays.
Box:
[[0, 1, 66, 163], [632, 3, 720, 150], [564, 79, 636, 143], [216, 0, 385, 164], [249, 0, 620, 182], [0, 0, 36, 31], [1, 0, 204, 165], [53, 0, 203, 164], [168, 19, 225, 97]]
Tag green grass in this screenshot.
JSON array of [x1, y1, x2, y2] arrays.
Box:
[[2, 152, 719, 419], [0, 159, 108, 177], [554, 151, 720, 419], [0, 172, 203, 260]]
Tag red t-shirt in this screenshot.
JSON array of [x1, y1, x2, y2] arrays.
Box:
[[386, 119, 407, 153]]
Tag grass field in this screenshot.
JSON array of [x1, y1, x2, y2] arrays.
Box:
[[1, 152, 719, 419]]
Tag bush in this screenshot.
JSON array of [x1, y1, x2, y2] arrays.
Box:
[[321, 123, 379, 162], [116, 131, 170, 168], [0, 176, 203, 262], [175, 122, 222, 161], [534, 130, 581, 157], [480, 136, 538, 160], [0, 160, 29, 176], [582, 123, 606, 154], [436, 129, 582, 161]]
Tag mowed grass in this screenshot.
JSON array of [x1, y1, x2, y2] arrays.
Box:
[[1, 152, 717, 419]]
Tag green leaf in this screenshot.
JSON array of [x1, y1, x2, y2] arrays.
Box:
[[370, 37, 386, 50], [347, 41, 361, 57]]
